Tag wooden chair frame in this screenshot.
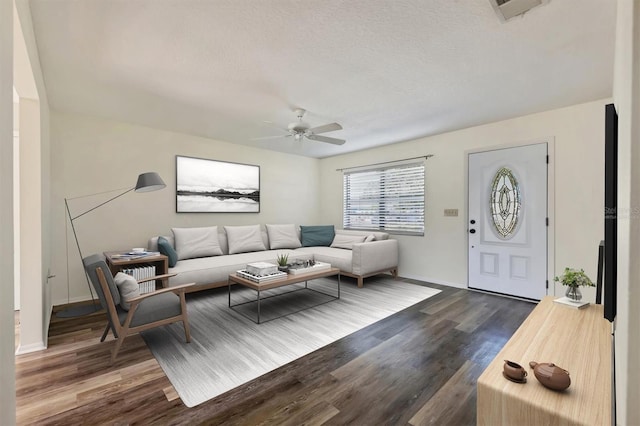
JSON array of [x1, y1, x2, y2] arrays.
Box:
[[95, 267, 193, 363]]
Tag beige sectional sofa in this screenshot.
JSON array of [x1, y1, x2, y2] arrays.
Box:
[[148, 225, 398, 291]]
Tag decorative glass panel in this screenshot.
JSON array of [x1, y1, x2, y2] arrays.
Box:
[[490, 167, 521, 238]]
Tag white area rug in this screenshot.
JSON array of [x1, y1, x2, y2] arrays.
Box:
[[142, 276, 440, 407]]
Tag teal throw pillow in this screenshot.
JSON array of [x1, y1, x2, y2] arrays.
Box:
[[300, 225, 335, 247], [158, 236, 178, 267]]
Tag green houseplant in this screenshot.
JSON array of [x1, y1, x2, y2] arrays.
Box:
[[554, 267, 595, 301], [276, 253, 289, 272]]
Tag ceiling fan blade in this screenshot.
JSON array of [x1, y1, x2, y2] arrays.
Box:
[[307, 122, 342, 134], [306, 134, 346, 145]]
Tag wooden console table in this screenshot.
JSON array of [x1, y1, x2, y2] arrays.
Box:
[[477, 296, 612, 425]]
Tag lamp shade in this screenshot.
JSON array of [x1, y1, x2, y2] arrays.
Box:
[[135, 172, 166, 192]]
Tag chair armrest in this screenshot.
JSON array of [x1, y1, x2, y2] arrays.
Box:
[[137, 273, 177, 284], [127, 282, 195, 305], [351, 239, 398, 276]]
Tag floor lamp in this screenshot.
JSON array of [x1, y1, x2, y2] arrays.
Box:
[[57, 172, 166, 318]]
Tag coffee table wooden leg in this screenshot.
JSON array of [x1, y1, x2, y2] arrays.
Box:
[[338, 274, 341, 299]]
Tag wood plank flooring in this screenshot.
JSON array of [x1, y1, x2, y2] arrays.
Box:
[[15, 278, 534, 425]]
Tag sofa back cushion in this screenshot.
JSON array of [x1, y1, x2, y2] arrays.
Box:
[[266, 224, 302, 249], [224, 225, 267, 254], [172, 226, 224, 260], [147, 235, 174, 252], [300, 225, 335, 247], [335, 229, 389, 241], [157, 236, 178, 267], [330, 233, 367, 250]]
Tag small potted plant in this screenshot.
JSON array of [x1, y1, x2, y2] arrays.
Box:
[[554, 267, 595, 301], [276, 253, 289, 272]]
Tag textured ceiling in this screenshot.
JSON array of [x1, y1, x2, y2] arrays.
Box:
[[28, 0, 616, 158]]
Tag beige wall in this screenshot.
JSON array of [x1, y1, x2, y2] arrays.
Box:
[[16, 98, 46, 353], [0, 0, 15, 422], [319, 99, 608, 299], [613, 1, 640, 424], [13, 0, 51, 354], [50, 112, 321, 305]]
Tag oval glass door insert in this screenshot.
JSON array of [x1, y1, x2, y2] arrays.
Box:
[[490, 167, 521, 239]]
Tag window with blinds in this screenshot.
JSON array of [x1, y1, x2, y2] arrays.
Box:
[[343, 162, 425, 236]]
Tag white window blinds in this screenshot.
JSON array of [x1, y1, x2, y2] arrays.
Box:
[[343, 162, 425, 236]]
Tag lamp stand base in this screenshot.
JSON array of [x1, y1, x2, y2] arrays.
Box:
[[56, 301, 101, 318]]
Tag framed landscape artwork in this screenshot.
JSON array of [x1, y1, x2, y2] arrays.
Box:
[[176, 156, 260, 213]]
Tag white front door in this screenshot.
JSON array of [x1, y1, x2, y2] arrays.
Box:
[[468, 143, 548, 300]]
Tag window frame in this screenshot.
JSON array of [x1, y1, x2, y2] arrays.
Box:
[[342, 161, 425, 236]]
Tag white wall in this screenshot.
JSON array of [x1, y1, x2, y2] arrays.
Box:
[[613, 1, 640, 424], [13, 0, 50, 354], [319, 99, 608, 299], [50, 112, 322, 305], [13, 100, 20, 311], [0, 0, 16, 422]]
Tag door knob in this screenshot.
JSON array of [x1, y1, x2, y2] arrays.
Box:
[[469, 229, 476, 234]]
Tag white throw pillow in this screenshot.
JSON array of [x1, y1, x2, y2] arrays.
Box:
[[225, 225, 267, 254], [266, 224, 302, 249], [114, 272, 140, 311], [364, 234, 376, 242], [172, 226, 223, 260], [330, 234, 367, 250]]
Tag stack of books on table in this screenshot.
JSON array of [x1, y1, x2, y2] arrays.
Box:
[[236, 262, 286, 283], [236, 269, 287, 283], [287, 261, 331, 275]]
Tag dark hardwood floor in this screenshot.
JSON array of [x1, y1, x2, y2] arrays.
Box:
[[15, 278, 534, 425]]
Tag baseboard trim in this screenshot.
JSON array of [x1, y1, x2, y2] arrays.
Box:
[[399, 274, 465, 289], [15, 341, 47, 355]]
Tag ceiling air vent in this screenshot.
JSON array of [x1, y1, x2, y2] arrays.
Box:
[[489, 0, 549, 21]]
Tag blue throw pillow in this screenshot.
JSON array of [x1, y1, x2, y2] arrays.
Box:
[[300, 225, 335, 247], [158, 236, 178, 267]]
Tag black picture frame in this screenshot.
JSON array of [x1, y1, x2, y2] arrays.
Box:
[[175, 155, 260, 213]]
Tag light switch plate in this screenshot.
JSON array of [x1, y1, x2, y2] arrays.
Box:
[[444, 209, 458, 217]]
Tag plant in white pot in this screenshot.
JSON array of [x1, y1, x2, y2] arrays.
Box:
[[554, 267, 595, 301]]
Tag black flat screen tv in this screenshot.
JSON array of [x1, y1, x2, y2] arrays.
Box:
[[603, 103, 618, 323]]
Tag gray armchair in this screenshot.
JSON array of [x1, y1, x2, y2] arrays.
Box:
[[83, 254, 193, 363]]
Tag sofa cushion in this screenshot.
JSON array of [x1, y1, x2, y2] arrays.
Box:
[[295, 246, 353, 273], [225, 225, 267, 254], [172, 226, 223, 260], [300, 225, 335, 247], [147, 235, 174, 252], [114, 272, 139, 311], [335, 229, 389, 241], [330, 233, 366, 250], [266, 224, 302, 249], [168, 249, 313, 286], [157, 236, 178, 267]]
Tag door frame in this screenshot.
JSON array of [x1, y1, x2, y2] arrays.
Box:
[[464, 138, 556, 297]]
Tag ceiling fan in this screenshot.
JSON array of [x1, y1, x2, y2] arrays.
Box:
[[255, 108, 345, 145]]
